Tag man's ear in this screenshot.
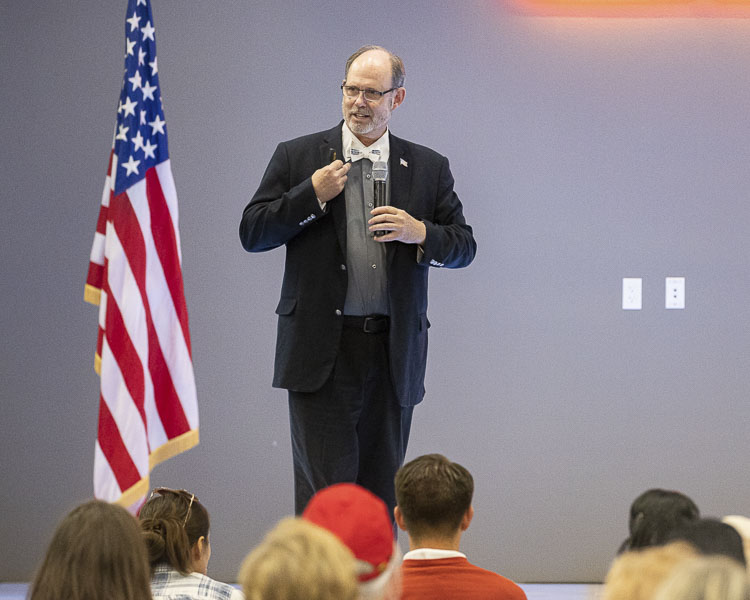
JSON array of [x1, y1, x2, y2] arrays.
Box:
[[391, 88, 405, 111], [394, 506, 408, 532], [460, 506, 474, 532]]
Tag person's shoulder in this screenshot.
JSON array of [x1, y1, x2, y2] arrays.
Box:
[[150, 565, 182, 587], [280, 123, 341, 148], [463, 560, 527, 598], [193, 572, 245, 600], [389, 132, 448, 163]]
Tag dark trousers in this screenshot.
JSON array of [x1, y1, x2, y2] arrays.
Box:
[[288, 325, 413, 517]]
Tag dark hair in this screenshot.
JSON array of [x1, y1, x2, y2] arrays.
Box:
[[666, 519, 746, 566], [344, 45, 405, 89], [139, 489, 209, 575], [395, 454, 473, 539], [29, 500, 152, 600], [619, 489, 700, 552]]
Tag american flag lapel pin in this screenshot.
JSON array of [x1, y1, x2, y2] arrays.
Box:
[[400, 158, 408, 167]]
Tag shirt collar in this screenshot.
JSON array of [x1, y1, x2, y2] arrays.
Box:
[[342, 122, 390, 164], [403, 548, 467, 560]]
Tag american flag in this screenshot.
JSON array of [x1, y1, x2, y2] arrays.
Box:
[[85, 0, 198, 509]]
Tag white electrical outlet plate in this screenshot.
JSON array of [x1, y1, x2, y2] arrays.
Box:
[[665, 277, 685, 309], [622, 278, 642, 310]]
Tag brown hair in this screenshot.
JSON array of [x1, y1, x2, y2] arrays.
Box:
[[395, 453, 473, 540], [139, 489, 209, 575], [239, 517, 358, 600], [344, 45, 405, 89], [29, 500, 152, 600]]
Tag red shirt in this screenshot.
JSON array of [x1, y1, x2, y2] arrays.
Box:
[[401, 556, 527, 600]]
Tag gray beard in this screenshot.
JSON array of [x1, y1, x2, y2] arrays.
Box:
[[343, 107, 389, 137]]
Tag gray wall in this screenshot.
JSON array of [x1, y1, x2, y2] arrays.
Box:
[[2, 0, 750, 583]]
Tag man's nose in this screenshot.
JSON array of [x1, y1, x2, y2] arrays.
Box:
[[354, 91, 368, 106]]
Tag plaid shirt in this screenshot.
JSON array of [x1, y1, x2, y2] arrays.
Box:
[[151, 565, 244, 600]]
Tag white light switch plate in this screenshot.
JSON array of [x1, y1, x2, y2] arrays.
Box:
[[665, 277, 685, 309], [623, 278, 642, 310]]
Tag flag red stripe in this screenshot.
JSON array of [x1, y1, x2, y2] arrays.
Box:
[[109, 190, 191, 438], [146, 168, 192, 354], [97, 325, 104, 360], [86, 262, 105, 291], [106, 148, 114, 178], [97, 395, 141, 491], [95, 203, 108, 235]]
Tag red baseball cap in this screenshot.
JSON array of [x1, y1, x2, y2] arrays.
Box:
[[302, 483, 394, 582]]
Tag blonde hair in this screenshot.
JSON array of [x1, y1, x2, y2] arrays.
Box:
[[603, 542, 698, 600], [238, 517, 358, 600], [724, 516, 750, 575], [654, 556, 750, 600]]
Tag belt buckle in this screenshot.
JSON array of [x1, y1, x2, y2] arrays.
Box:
[[362, 316, 377, 333]]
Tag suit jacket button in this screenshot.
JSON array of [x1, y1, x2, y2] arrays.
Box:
[[335, 309, 342, 316], [340, 264, 346, 270]]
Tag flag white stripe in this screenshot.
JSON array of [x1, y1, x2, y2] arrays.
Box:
[[98, 289, 108, 330], [94, 440, 121, 502], [102, 174, 112, 207], [89, 231, 106, 266], [110, 155, 118, 191], [155, 160, 183, 262]]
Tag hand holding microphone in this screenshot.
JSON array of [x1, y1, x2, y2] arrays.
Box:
[[372, 160, 388, 236], [369, 206, 427, 245]]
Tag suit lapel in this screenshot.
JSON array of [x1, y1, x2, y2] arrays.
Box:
[[319, 124, 346, 253], [387, 133, 411, 266], [388, 133, 411, 212]]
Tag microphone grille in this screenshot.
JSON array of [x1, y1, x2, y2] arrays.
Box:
[[372, 160, 388, 182]]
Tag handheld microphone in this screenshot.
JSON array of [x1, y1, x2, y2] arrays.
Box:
[[372, 160, 388, 237]]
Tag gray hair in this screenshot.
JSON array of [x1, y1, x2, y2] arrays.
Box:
[[344, 45, 405, 88]]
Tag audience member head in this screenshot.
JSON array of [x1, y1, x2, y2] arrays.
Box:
[[139, 487, 210, 575], [724, 516, 750, 573], [394, 453, 474, 546], [303, 483, 401, 600], [603, 541, 698, 600], [620, 488, 700, 552], [29, 500, 151, 600], [654, 555, 750, 600], [239, 517, 358, 600], [666, 519, 746, 566]]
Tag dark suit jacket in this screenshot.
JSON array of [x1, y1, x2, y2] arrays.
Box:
[[240, 122, 476, 407]]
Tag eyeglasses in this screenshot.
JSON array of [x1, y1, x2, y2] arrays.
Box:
[[149, 487, 196, 527], [341, 84, 397, 103]]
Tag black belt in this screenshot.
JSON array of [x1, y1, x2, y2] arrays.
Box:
[[342, 314, 390, 334]]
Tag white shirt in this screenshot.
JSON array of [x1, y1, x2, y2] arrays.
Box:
[[403, 548, 467, 560]]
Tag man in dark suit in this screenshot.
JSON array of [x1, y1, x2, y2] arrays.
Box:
[[239, 45, 476, 515]]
